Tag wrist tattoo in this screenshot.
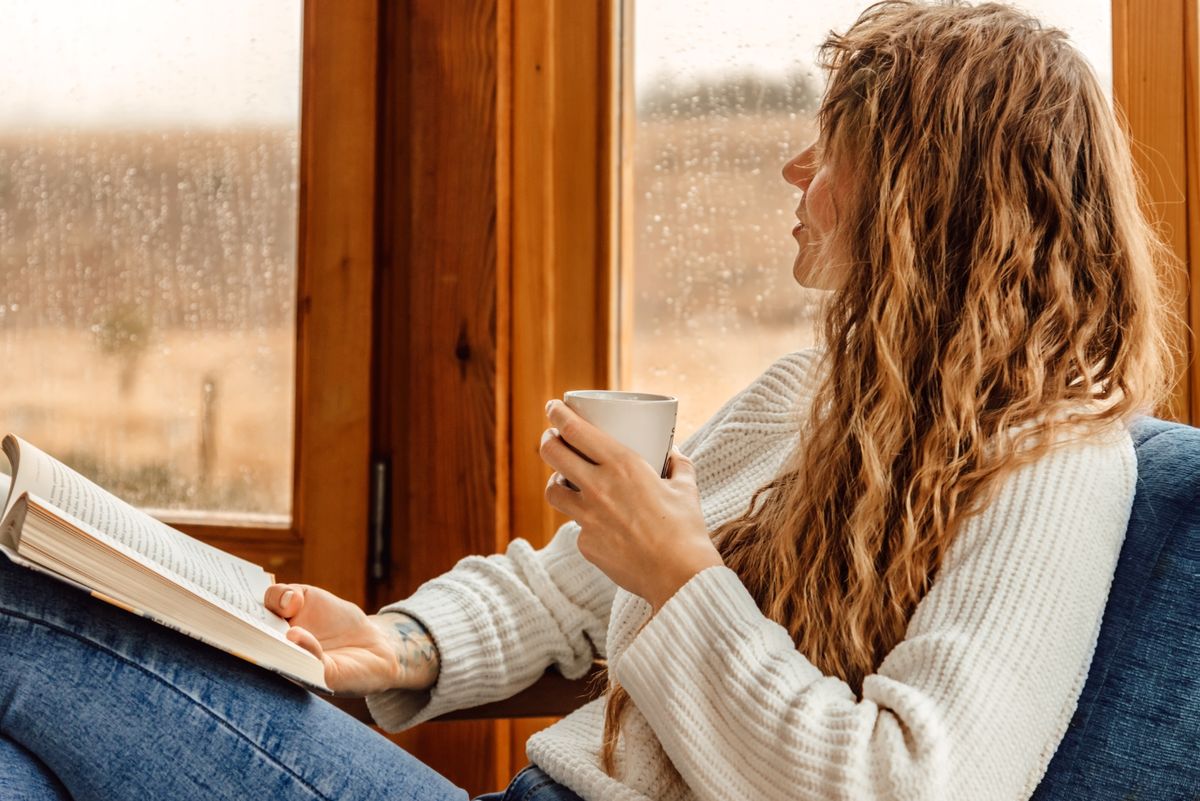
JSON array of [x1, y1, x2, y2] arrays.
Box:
[[382, 612, 439, 675]]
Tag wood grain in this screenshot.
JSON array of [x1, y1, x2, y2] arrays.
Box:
[[510, 0, 615, 552], [373, 0, 509, 793], [294, 0, 377, 604], [512, 0, 562, 553], [371, 0, 617, 789], [495, 0, 516, 785], [509, 0, 617, 775], [1113, 0, 1193, 422]]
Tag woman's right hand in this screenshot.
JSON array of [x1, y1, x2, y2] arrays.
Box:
[[264, 583, 440, 696]]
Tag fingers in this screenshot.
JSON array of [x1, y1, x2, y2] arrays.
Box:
[[545, 472, 585, 517], [264, 583, 308, 618], [665, 448, 697, 483], [539, 427, 595, 489], [285, 625, 326, 660], [545, 400, 623, 466]]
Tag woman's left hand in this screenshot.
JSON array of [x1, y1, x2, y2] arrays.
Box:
[[540, 400, 724, 612]]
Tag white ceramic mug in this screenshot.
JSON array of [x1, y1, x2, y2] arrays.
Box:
[[562, 390, 678, 478]]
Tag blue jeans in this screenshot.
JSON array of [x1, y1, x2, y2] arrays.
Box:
[[0, 555, 583, 801]]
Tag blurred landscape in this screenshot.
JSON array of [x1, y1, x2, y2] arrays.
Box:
[[0, 129, 297, 516]]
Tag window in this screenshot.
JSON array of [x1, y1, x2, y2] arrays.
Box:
[[0, 0, 376, 601], [621, 0, 1113, 438], [0, 0, 302, 519]]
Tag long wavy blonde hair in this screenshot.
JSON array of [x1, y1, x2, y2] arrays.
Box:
[[600, 0, 1175, 777]]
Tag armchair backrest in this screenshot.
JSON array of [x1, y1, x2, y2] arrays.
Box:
[[1032, 417, 1200, 799]]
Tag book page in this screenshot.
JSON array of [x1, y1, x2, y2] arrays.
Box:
[[0, 469, 14, 551], [8, 436, 286, 634], [2, 435, 37, 523], [2, 435, 45, 550]]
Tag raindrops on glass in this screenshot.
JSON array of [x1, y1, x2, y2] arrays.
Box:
[[0, 1, 302, 517]]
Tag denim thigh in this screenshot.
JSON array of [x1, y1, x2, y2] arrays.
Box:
[[0, 555, 469, 801], [474, 765, 586, 801], [0, 735, 71, 800]]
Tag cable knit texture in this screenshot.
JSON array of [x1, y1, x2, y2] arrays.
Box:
[[366, 349, 1136, 801]]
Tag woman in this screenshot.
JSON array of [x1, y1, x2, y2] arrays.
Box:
[[0, 2, 1171, 799]]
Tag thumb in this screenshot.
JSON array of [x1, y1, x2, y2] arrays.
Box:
[[665, 448, 696, 483], [265, 583, 308, 619]]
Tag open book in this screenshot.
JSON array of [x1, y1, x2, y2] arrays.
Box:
[[0, 434, 329, 693]]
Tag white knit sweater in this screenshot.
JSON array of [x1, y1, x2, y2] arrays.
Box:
[[366, 349, 1136, 801]]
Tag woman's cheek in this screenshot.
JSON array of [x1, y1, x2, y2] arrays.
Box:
[[807, 171, 838, 234]]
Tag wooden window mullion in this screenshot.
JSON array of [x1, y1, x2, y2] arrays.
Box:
[[1113, 0, 1196, 423]]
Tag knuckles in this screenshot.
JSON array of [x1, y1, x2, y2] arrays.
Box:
[[538, 430, 559, 462], [557, 419, 580, 446], [544, 474, 577, 513]]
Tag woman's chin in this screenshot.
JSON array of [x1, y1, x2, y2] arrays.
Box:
[[792, 262, 808, 286], [792, 255, 820, 288], [792, 256, 840, 291]]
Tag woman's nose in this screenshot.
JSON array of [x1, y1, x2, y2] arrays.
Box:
[[782, 151, 814, 189]]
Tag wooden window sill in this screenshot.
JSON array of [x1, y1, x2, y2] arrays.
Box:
[[326, 664, 605, 724]]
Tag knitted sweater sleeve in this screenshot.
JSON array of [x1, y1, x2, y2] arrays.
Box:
[[613, 430, 1136, 801], [364, 379, 745, 731], [365, 520, 614, 730]]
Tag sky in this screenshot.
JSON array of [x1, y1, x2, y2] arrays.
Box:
[[0, 1, 1111, 129], [635, 1, 1112, 92], [0, 0, 301, 128]]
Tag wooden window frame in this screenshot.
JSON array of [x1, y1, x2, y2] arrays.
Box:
[[1113, 0, 1200, 425], [506, 0, 619, 784], [170, 0, 377, 606], [365, 0, 616, 793]]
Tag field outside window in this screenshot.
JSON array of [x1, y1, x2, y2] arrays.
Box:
[[0, 0, 302, 520]]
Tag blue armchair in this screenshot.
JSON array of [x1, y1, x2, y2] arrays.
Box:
[[1032, 417, 1200, 799]]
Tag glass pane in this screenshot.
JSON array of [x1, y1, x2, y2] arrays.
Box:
[[0, 1, 301, 519], [623, 1, 1112, 440]]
